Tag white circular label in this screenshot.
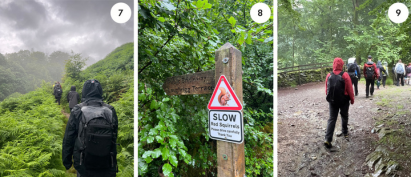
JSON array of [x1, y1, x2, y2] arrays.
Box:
[[388, 3, 409, 24], [111, 2, 132, 24], [250, 3, 271, 24]]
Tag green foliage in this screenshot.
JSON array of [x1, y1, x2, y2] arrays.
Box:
[[0, 50, 68, 101], [0, 84, 66, 177], [64, 52, 87, 81], [138, 0, 273, 176], [278, 0, 408, 68]]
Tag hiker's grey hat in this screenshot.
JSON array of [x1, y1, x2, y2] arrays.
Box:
[[368, 55, 372, 58]]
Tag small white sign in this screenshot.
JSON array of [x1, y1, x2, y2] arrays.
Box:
[[209, 110, 243, 144], [388, 3, 409, 24]]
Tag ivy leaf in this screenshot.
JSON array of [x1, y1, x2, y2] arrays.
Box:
[[204, 3, 212, 9], [228, 16, 236, 28]]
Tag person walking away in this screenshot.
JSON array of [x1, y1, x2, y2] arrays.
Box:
[[381, 61, 389, 88], [363, 56, 379, 98], [54, 82, 63, 105], [376, 61, 387, 89], [324, 58, 355, 149], [67, 86, 80, 112], [62, 79, 118, 177], [347, 58, 361, 96], [395, 60, 406, 86], [406, 63, 411, 85]]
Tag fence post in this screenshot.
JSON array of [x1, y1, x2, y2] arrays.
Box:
[[214, 42, 245, 177], [297, 66, 300, 85]]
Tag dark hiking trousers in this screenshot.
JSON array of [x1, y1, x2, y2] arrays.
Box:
[[397, 74, 404, 86], [55, 97, 61, 105], [382, 76, 387, 87], [365, 79, 375, 96], [350, 76, 358, 95], [325, 101, 350, 143]]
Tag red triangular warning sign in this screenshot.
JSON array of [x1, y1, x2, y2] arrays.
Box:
[[208, 75, 242, 110]]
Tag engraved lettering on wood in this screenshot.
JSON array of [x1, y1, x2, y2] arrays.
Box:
[[163, 70, 215, 95]]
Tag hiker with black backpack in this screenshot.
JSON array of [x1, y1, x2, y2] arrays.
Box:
[[347, 58, 361, 96], [62, 79, 118, 177], [324, 58, 355, 149], [394, 60, 406, 86], [67, 86, 80, 112], [54, 82, 63, 105], [363, 55, 379, 98], [376, 61, 388, 89]]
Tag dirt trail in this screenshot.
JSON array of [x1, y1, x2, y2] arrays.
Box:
[[61, 109, 70, 119], [278, 81, 389, 176]]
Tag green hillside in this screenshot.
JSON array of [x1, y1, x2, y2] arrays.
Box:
[[0, 43, 134, 177]]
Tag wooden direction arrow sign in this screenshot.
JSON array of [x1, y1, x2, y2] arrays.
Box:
[[162, 70, 215, 95]]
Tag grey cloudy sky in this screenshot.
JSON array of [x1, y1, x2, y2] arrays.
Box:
[[0, 0, 133, 65]]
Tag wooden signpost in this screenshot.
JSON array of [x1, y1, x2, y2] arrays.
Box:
[[163, 42, 245, 177]]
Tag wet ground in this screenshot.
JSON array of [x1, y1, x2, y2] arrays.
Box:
[[277, 81, 393, 176]]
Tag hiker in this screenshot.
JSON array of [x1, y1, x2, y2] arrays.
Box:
[[62, 79, 118, 177], [363, 55, 379, 98], [392, 66, 398, 85], [394, 60, 406, 86], [376, 61, 388, 89], [347, 58, 361, 96], [381, 61, 389, 88], [67, 86, 80, 112], [406, 63, 411, 85], [54, 82, 63, 105], [324, 58, 354, 149]]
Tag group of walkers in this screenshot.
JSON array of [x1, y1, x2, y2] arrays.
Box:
[[392, 59, 411, 86], [323, 56, 409, 149], [53, 80, 119, 177]]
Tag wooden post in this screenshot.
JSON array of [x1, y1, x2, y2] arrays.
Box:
[[214, 42, 245, 177], [297, 66, 300, 85]]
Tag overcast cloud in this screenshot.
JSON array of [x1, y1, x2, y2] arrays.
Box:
[[0, 0, 133, 65]]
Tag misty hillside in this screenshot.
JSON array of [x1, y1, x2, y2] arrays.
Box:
[[0, 50, 68, 101], [0, 43, 134, 177]]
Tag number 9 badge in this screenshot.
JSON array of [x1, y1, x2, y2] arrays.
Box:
[[250, 3, 271, 24]]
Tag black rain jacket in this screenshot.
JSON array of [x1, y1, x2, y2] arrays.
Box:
[[67, 86, 81, 109], [62, 80, 118, 177]]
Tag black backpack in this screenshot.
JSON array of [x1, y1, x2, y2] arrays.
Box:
[[326, 72, 348, 105], [55, 84, 62, 96], [78, 102, 116, 170], [366, 66, 375, 79], [406, 66, 411, 74], [347, 63, 357, 77]]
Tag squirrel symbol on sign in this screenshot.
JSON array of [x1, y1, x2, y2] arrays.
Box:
[[218, 87, 231, 106]]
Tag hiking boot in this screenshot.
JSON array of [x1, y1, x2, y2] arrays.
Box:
[[344, 134, 349, 139], [366, 95, 369, 98], [355, 93, 358, 96], [324, 141, 332, 149]]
